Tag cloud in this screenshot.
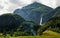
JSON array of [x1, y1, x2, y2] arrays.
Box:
[[0, 5, 4, 9], [37, 0, 58, 8], [9, 0, 34, 6], [57, 0, 60, 6], [0, 0, 22, 15], [0, 0, 10, 14], [0, 0, 60, 15], [1, 0, 35, 13]]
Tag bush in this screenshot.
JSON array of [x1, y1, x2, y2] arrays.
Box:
[[0, 13, 25, 36], [16, 21, 40, 36]]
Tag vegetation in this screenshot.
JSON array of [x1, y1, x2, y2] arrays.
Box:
[[38, 16, 60, 35], [48, 17, 60, 33], [0, 13, 25, 36], [0, 13, 60, 37], [0, 30, 60, 38], [0, 13, 40, 36], [15, 21, 40, 36]]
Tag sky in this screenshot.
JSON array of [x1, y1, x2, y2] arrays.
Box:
[[0, 0, 60, 15]]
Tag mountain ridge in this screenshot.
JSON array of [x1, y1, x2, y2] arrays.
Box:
[[14, 2, 53, 24]]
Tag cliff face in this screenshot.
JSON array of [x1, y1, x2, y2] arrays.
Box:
[[14, 2, 53, 25], [52, 6, 60, 17]]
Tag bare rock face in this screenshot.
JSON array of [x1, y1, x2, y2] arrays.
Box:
[[14, 2, 53, 25]]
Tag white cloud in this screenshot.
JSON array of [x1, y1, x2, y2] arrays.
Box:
[[8, 0, 34, 12], [0, 0, 10, 15], [57, 0, 60, 6], [0, 0, 34, 15], [37, 0, 58, 8], [0, 0, 60, 15], [9, 0, 34, 6]]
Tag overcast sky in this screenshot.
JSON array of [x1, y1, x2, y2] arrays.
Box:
[[0, 0, 60, 15]]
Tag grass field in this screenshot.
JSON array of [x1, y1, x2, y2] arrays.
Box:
[[0, 30, 60, 38], [8, 36, 60, 38]]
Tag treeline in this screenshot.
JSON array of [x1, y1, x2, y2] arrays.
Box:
[[38, 16, 60, 35], [0, 13, 40, 36], [0, 13, 60, 36]]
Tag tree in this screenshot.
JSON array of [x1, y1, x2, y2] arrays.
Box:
[[13, 14, 25, 25], [0, 13, 25, 36], [48, 17, 60, 33], [38, 16, 60, 35], [16, 21, 40, 36]]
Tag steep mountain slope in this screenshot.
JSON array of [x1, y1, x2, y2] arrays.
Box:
[[13, 2, 53, 24], [53, 6, 60, 17], [45, 6, 60, 22]]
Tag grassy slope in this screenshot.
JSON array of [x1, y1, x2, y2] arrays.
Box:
[[0, 30, 60, 38], [43, 30, 60, 36]]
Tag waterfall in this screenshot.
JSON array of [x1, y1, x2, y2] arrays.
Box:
[[40, 16, 43, 25]]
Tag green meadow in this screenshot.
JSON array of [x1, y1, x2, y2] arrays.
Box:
[[0, 30, 60, 38]]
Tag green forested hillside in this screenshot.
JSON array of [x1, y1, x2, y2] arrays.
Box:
[[52, 6, 60, 17]]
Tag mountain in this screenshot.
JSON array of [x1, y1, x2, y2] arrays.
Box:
[[43, 6, 60, 23], [52, 6, 60, 17], [13, 2, 53, 24], [41, 6, 60, 24]]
